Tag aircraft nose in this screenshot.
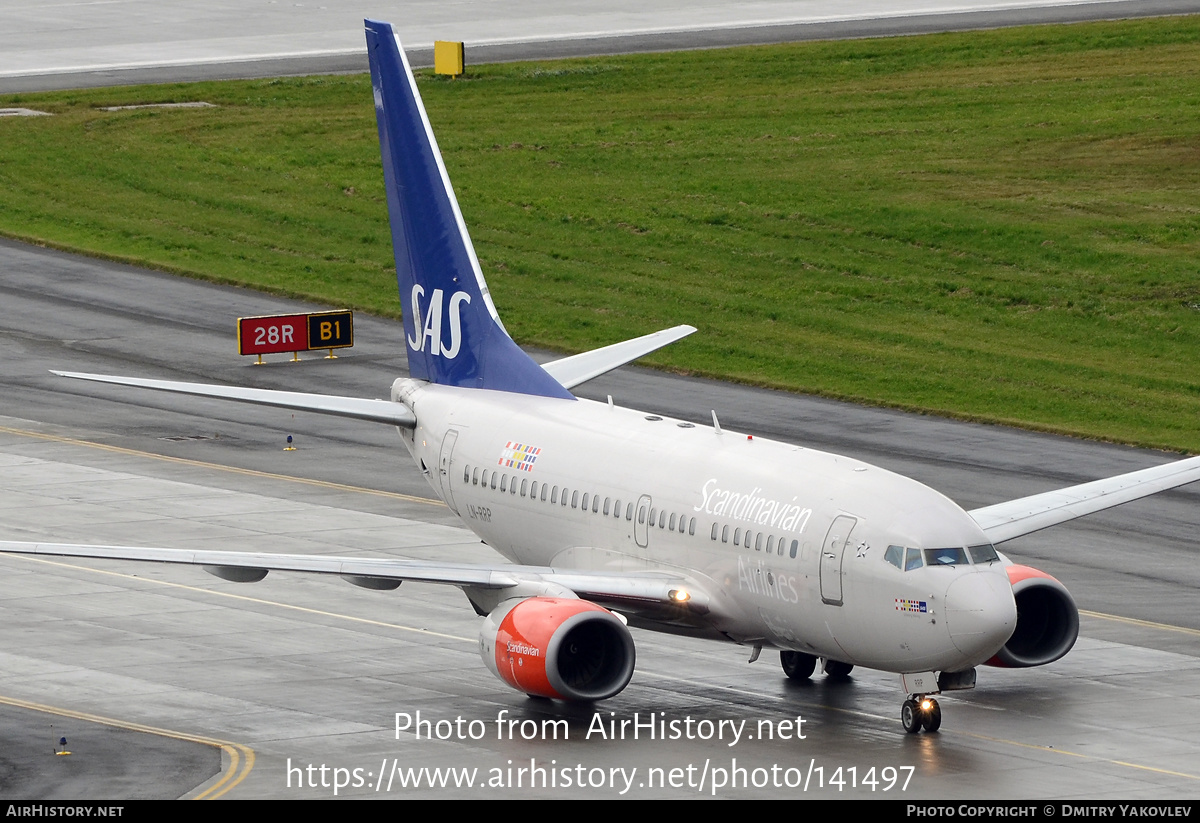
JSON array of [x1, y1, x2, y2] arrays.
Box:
[[944, 571, 1017, 661]]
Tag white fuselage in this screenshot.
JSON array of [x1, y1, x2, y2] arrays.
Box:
[[394, 378, 1017, 676]]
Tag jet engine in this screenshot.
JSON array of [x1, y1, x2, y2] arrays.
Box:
[[480, 597, 636, 700], [986, 565, 1079, 668]]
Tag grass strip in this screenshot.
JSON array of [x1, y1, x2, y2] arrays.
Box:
[[1, 17, 1198, 451]]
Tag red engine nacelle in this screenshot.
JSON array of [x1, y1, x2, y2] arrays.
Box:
[[985, 564, 1079, 668], [480, 597, 636, 700]]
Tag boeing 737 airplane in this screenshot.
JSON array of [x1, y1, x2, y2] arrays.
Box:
[[4, 20, 1200, 733]]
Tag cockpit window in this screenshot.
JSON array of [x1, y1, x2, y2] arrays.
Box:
[[925, 547, 969, 566], [904, 547, 923, 571], [968, 544, 1000, 564], [884, 545, 904, 569]]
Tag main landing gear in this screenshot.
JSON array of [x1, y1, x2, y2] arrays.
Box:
[[901, 696, 941, 733], [824, 659, 854, 678], [780, 651, 816, 680], [780, 651, 854, 681]]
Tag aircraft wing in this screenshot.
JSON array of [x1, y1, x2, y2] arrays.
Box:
[[968, 454, 1200, 544], [52, 371, 416, 427], [0, 541, 706, 616], [541, 325, 697, 390]]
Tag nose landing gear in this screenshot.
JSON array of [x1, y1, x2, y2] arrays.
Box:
[[901, 696, 941, 733]]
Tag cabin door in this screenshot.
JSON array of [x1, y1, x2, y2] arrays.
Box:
[[819, 515, 857, 606]]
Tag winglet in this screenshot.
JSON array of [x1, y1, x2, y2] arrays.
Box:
[[364, 20, 573, 400]]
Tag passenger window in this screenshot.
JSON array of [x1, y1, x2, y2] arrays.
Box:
[[689, 518, 696, 536], [790, 539, 798, 559], [551, 485, 559, 503], [755, 533, 763, 551], [638, 506, 646, 524], [659, 510, 666, 529], [530, 481, 537, 498], [472, 468, 479, 486], [722, 525, 729, 543], [582, 493, 590, 510], [649, 507, 657, 525], [592, 496, 599, 513], [541, 485, 548, 502], [884, 545, 904, 569], [734, 528, 742, 546], [669, 513, 677, 531], [463, 466, 470, 483], [710, 523, 719, 540], [562, 487, 570, 507], [905, 547, 923, 571], [604, 498, 611, 516], [572, 491, 579, 509], [626, 502, 634, 521], [521, 479, 528, 497], [500, 475, 508, 492], [489, 473, 497, 491]]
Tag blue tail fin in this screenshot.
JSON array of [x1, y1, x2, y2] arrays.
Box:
[[365, 20, 573, 400]]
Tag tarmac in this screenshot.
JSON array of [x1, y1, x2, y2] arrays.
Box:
[[2, 239, 1198, 798]]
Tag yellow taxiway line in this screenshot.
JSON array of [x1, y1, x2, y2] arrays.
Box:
[[0, 693, 255, 799]]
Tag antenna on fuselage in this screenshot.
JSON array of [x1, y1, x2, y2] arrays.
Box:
[[712, 410, 722, 434]]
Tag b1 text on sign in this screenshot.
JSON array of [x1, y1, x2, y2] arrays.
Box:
[[307, 310, 353, 350]]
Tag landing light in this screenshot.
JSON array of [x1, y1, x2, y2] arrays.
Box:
[[669, 588, 691, 603], [920, 699, 933, 711]]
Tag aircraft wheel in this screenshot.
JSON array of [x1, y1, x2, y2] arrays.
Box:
[[780, 651, 817, 681], [922, 699, 942, 733], [901, 699, 922, 734], [825, 659, 854, 678]]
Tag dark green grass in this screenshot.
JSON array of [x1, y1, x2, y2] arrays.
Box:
[[2, 18, 1199, 450]]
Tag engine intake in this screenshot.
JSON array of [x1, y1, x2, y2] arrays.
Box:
[[986, 565, 1079, 668], [481, 597, 636, 701]]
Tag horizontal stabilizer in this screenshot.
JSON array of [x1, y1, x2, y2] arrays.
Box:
[[52, 371, 417, 428], [541, 325, 697, 390], [969, 454, 1200, 543]]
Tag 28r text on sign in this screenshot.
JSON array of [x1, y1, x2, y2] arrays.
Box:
[[238, 313, 309, 355]]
